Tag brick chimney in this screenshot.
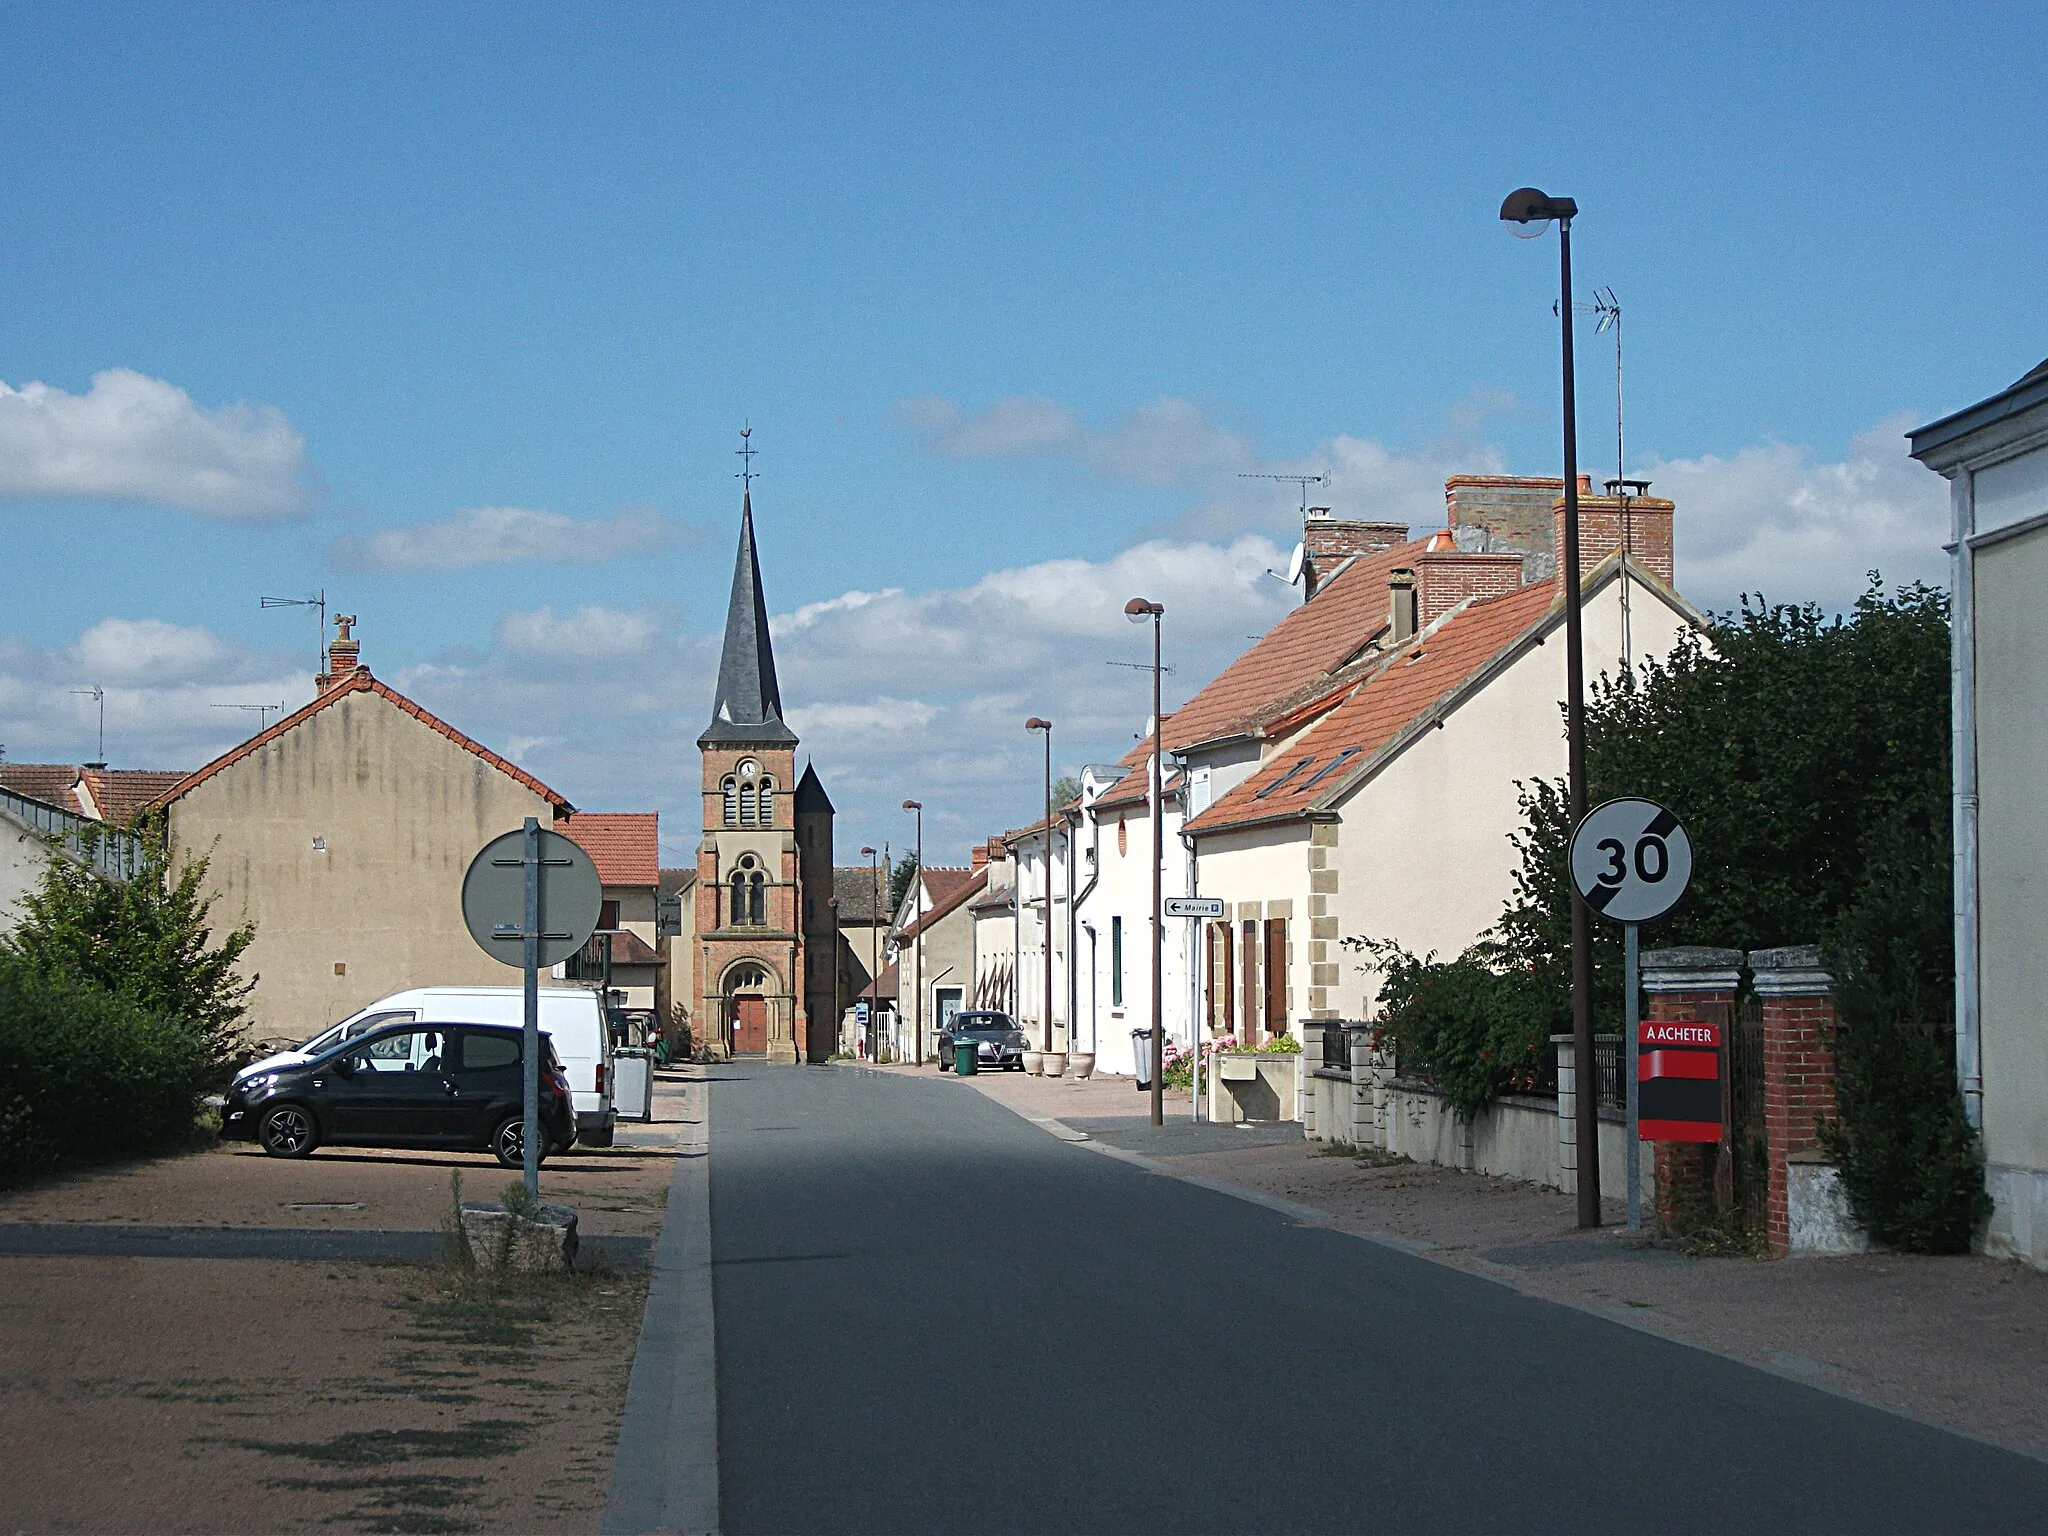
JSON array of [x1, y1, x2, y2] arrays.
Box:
[[1302, 508, 1410, 597], [317, 614, 363, 695], [1550, 491, 1675, 585], [1416, 543, 1526, 626], [1444, 475, 1594, 572], [970, 845, 989, 874]]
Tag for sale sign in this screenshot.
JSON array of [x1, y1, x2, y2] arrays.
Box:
[[1638, 1020, 1722, 1142]]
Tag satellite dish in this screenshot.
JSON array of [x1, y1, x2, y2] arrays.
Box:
[[1285, 542, 1306, 586]]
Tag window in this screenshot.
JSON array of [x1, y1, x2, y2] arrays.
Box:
[[459, 1031, 521, 1071], [757, 776, 774, 826], [1111, 916, 1124, 1008], [1263, 919, 1288, 1035], [1297, 748, 1360, 794], [722, 777, 739, 826], [739, 781, 758, 826], [730, 856, 766, 926], [1255, 758, 1315, 799], [599, 899, 620, 931]]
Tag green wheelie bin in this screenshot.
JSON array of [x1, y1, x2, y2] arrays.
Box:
[[954, 1040, 979, 1075]]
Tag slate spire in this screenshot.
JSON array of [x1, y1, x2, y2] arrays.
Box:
[[701, 490, 797, 746]]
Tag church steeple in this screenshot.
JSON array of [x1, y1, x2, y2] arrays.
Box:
[[700, 489, 797, 747]]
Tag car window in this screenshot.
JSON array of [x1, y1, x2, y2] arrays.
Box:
[[359, 1029, 446, 1072], [459, 1031, 521, 1071]]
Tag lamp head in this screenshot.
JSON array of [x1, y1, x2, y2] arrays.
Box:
[[1123, 597, 1163, 622], [1499, 186, 1576, 238], [861, 845, 876, 856], [901, 799, 921, 811], [1025, 716, 1051, 732]]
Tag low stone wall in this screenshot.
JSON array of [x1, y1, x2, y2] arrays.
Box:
[[1208, 1053, 1300, 1123]]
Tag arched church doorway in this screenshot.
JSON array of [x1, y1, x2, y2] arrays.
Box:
[[726, 963, 771, 1057]]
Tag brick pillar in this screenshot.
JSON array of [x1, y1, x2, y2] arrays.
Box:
[[1750, 945, 1838, 1257], [1641, 947, 1742, 1232]]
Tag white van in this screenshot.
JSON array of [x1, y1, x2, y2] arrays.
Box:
[[237, 985, 617, 1146]]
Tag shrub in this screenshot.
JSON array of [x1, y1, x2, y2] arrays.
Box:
[[1347, 936, 1559, 1120], [0, 953, 213, 1184]]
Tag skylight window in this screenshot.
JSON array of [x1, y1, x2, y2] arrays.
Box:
[[1254, 758, 1315, 799], [1296, 747, 1362, 793]]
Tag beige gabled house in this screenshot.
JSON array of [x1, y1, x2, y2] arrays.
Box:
[[145, 618, 576, 1044]]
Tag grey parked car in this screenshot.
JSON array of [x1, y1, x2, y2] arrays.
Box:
[[936, 1011, 1028, 1072]]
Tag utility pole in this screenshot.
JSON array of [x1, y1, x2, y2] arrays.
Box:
[[1125, 596, 1166, 1126], [902, 801, 923, 1067], [1027, 717, 1054, 1052]]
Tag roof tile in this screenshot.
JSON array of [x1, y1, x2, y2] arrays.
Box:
[[558, 812, 661, 887]]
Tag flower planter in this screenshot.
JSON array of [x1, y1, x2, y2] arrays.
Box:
[[1219, 1055, 1259, 1082], [1022, 1049, 1044, 1076], [1043, 1051, 1067, 1077], [1068, 1052, 1095, 1079]]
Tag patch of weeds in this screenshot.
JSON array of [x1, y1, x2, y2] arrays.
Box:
[[1662, 1196, 1767, 1258], [1352, 1146, 1412, 1168], [227, 1420, 526, 1467]]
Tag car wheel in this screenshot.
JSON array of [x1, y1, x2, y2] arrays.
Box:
[[257, 1103, 318, 1158], [492, 1116, 546, 1170]]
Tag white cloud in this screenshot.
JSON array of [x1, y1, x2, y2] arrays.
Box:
[[899, 394, 1254, 486], [73, 618, 231, 686], [1644, 412, 1948, 612], [329, 505, 682, 573], [0, 369, 312, 519], [494, 605, 663, 661]]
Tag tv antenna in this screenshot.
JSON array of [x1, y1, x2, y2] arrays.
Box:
[[1105, 660, 1176, 675], [1238, 471, 1329, 516], [736, 423, 758, 493], [71, 684, 105, 765], [261, 589, 327, 678], [212, 701, 285, 735]]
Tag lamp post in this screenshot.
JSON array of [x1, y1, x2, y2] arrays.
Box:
[[1501, 185, 1600, 1227], [902, 800, 923, 1067], [861, 845, 879, 1060], [1025, 717, 1055, 1052], [1125, 597, 1166, 1127]]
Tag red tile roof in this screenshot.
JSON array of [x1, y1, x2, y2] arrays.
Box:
[[0, 765, 86, 813], [0, 764, 190, 824], [1187, 579, 1562, 835], [559, 812, 661, 887], [144, 671, 572, 815], [899, 866, 987, 941]]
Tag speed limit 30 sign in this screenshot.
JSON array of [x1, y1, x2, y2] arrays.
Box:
[[1569, 797, 1693, 924]]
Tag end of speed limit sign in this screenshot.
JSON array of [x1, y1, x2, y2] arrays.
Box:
[[1569, 797, 1693, 924]]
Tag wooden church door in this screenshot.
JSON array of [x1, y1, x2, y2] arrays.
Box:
[[732, 995, 768, 1056]]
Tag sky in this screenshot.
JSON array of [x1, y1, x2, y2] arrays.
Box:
[[1, 3, 2042, 864]]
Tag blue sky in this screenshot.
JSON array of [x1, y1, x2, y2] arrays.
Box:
[[2, 3, 2042, 860]]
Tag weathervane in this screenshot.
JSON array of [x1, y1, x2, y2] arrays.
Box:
[[736, 423, 757, 493]]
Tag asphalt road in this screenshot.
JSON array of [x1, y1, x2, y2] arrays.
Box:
[[709, 1065, 2048, 1534]]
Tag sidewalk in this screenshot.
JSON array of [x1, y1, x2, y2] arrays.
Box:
[[914, 1060, 2048, 1464]]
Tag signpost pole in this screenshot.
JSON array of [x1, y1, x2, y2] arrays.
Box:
[[1625, 921, 1641, 1231], [522, 815, 542, 1198]]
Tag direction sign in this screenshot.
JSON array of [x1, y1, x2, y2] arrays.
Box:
[[462, 827, 604, 969], [1163, 896, 1226, 919], [1568, 797, 1693, 925]]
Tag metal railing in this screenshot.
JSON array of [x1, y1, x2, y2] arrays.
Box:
[[1591, 1034, 1624, 1111], [0, 785, 144, 883]]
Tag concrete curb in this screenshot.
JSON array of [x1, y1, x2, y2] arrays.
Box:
[[602, 1072, 722, 1536]]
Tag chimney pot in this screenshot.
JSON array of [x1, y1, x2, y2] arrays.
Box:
[[1388, 568, 1418, 645]]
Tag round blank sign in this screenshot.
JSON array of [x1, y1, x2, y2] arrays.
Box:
[[461, 827, 604, 969], [1569, 797, 1693, 925]]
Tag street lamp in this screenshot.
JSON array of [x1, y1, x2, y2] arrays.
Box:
[[1124, 597, 1166, 1128], [1026, 717, 1055, 1053], [902, 800, 924, 1067], [1502, 184, 1600, 1228], [861, 845, 880, 1061]]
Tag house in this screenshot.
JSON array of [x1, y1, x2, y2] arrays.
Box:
[[883, 863, 985, 1062], [833, 861, 887, 1044], [143, 616, 579, 1043], [1910, 356, 2048, 1271], [2, 781, 145, 933], [690, 490, 843, 1064], [968, 839, 1017, 1016], [558, 812, 663, 1018], [0, 764, 188, 826], [658, 865, 697, 1043]]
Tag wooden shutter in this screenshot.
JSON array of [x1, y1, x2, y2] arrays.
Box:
[[1263, 919, 1288, 1036], [1240, 922, 1259, 1044]]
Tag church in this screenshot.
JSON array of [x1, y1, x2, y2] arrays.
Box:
[[693, 488, 841, 1063]]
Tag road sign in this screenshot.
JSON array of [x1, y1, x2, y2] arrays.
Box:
[[462, 827, 603, 968], [1638, 1019, 1724, 1142], [1163, 896, 1225, 919], [854, 1001, 870, 1025], [1569, 797, 1693, 924], [461, 822, 603, 1195]]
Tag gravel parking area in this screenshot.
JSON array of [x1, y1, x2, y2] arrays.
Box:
[[917, 1059, 2048, 1464]]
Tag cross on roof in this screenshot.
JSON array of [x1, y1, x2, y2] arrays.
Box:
[[736, 424, 757, 492]]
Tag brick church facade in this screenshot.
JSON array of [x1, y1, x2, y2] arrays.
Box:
[[694, 491, 841, 1063]]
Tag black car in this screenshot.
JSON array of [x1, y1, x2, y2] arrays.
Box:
[[220, 1021, 577, 1168], [936, 1010, 1029, 1072]]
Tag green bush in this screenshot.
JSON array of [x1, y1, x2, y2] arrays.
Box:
[[0, 953, 213, 1185], [1348, 936, 1560, 1120]]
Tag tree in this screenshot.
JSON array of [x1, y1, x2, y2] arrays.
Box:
[[1051, 775, 1082, 809], [3, 832, 255, 1070], [887, 852, 919, 918]]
